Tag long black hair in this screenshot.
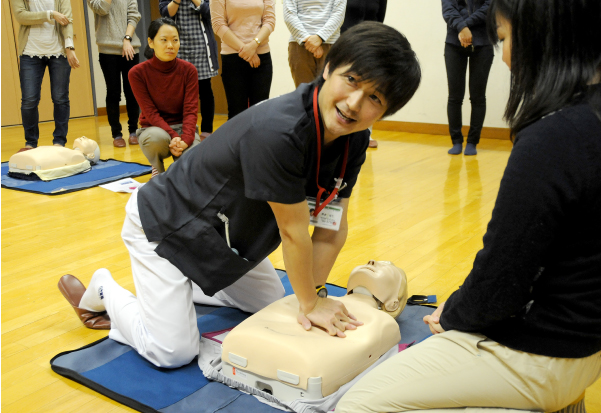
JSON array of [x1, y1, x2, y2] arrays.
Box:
[[487, 0, 601, 138], [144, 17, 181, 60], [316, 22, 421, 118]]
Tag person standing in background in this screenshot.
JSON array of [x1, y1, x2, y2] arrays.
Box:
[[340, 0, 387, 148], [160, 0, 219, 140], [284, 0, 346, 89], [88, 0, 141, 148], [11, 0, 80, 153], [210, 0, 275, 120], [443, 0, 493, 156]]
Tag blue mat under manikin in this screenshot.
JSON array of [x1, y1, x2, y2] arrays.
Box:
[[50, 271, 435, 413], [1, 159, 151, 195]]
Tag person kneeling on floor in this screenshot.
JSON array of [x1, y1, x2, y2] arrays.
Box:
[[58, 21, 421, 369]]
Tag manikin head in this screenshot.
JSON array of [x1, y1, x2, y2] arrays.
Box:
[[73, 137, 100, 164], [347, 260, 408, 318]]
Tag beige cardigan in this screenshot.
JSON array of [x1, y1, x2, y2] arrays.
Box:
[[11, 0, 74, 56]]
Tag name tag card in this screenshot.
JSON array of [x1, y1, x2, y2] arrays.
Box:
[[306, 197, 343, 231]]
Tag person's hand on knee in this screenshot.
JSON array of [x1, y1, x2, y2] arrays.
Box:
[[423, 301, 446, 335], [298, 297, 363, 338]]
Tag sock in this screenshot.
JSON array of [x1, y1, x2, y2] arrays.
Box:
[[464, 143, 477, 155], [79, 268, 115, 312], [448, 143, 462, 155]]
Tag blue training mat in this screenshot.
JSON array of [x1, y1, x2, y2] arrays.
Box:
[[1, 159, 151, 195], [50, 271, 435, 413]]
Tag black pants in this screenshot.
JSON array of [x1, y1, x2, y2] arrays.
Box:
[[444, 43, 494, 145], [98, 53, 140, 138], [198, 78, 215, 133], [220, 52, 273, 119]]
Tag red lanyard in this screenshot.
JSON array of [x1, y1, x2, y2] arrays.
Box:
[[312, 87, 349, 217]]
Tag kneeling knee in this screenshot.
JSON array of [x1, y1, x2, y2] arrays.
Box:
[[148, 342, 198, 368]]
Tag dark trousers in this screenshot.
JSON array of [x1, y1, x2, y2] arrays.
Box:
[[198, 78, 215, 133], [220, 52, 273, 119], [98, 53, 140, 138], [444, 43, 494, 145], [19, 55, 71, 147]]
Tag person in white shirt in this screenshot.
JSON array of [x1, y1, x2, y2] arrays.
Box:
[[11, 0, 80, 153], [283, 0, 346, 88]]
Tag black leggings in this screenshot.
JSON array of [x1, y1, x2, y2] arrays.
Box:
[[198, 78, 215, 133], [444, 43, 494, 145], [220, 53, 273, 119]]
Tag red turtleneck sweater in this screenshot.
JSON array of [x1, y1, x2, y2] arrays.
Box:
[[128, 55, 199, 146]]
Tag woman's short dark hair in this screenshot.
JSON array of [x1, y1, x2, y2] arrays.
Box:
[[316, 22, 421, 118], [144, 17, 181, 60], [487, 0, 601, 138]]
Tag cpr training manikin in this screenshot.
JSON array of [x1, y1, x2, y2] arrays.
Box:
[[8, 137, 100, 181], [199, 261, 409, 412]]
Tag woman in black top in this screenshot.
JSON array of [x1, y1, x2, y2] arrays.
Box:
[[338, 0, 601, 411], [442, 0, 494, 156]]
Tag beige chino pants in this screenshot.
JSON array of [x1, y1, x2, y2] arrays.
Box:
[[137, 124, 201, 173], [337, 330, 601, 413]]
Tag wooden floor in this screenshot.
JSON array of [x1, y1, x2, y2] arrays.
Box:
[[2, 115, 600, 412]]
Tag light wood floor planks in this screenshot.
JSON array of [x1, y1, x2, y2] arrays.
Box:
[[2, 115, 600, 412]]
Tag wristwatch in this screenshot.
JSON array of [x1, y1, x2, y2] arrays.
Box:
[[254, 37, 261, 46], [316, 285, 328, 298], [66, 46, 75, 50], [124, 35, 133, 42]]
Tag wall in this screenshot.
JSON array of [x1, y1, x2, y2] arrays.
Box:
[[89, 0, 511, 129]]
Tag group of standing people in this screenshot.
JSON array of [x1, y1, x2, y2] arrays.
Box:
[[13, 0, 391, 161]]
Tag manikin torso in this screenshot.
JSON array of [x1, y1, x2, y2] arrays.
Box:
[[218, 261, 408, 401]]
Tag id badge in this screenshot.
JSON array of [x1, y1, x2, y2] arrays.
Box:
[[306, 197, 343, 231]]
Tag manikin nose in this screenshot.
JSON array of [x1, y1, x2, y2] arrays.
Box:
[[367, 260, 375, 265]]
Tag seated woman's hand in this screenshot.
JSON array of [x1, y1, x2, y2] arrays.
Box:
[[239, 42, 258, 62], [423, 301, 446, 335], [169, 137, 188, 157], [298, 297, 363, 338]]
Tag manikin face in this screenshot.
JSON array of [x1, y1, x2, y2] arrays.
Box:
[[148, 25, 180, 62], [350, 260, 398, 280], [318, 64, 388, 142], [496, 14, 512, 69]]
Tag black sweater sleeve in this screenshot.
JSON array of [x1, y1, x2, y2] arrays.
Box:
[[440, 111, 590, 332]]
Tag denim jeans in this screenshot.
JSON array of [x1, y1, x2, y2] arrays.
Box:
[[19, 55, 72, 147], [444, 43, 494, 145], [98, 53, 140, 138], [221, 53, 273, 119]]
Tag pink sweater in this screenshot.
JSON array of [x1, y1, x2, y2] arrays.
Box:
[[210, 0, 275, 55]]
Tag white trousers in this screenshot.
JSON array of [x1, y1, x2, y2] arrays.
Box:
[[106, 190, 285, 368], [336, 330, 601, 413]]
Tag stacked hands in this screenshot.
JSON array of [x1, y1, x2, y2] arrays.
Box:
[[169, 136, 188, 157], [238, 41, 261, 68], [303, 34, 324, 58], [298, 296, 364, 338], [51, 11, 80, 68], [458, 26, 473, 48]]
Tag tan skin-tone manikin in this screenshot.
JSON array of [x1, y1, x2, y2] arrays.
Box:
[[268, 63, 388, 338]]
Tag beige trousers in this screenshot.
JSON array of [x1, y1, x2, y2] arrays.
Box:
[[137, 124, 201, 173], [336, 330, 601, 413], [288, 42, 332, 88]]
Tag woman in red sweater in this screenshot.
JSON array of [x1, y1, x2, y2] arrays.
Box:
[[128, 18, 200, 176]]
